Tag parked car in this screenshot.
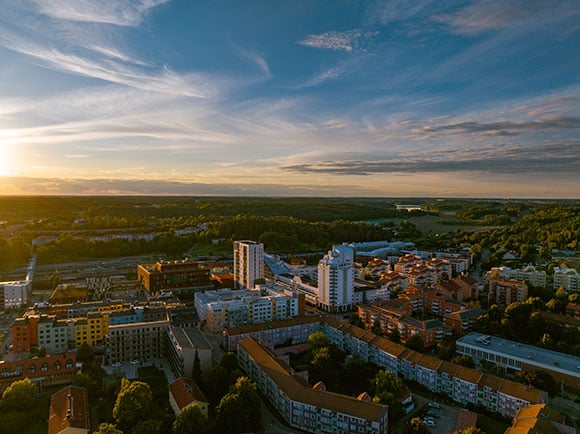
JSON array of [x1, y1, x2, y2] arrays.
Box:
[[428, 402, 441, 409], [427, 410, 440, 418], [112, 362, 122, 368], [130, 359, 140, 365], [423, 418, 436, 427]]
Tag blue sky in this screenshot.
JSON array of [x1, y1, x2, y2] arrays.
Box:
[[0, 0, 578, 197]]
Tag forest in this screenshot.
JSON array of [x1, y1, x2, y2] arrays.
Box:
[[0, 197, 578, 272]]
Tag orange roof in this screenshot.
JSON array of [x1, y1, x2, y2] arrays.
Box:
[[48, 386, 90, 434], [416, 354, 442, 371], [239, 337, 388, 422], [454, 366, 482, 384], [478, 373, 504, 390], [168, 377, 208, 410], [499, 379, 545, 403]]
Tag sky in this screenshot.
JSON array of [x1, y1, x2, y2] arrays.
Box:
[[0, 0, 578, 198]]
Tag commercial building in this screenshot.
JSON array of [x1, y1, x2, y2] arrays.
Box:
[[318, 245, 355, 312], [48, 386, 90, 434], [238, 337, 389, 434], [456, 332, 580, 393], [233, 240, 264, 289], [137, 259, 211, 294]]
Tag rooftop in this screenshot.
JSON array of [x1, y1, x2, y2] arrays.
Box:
[[170, 326, 211, 350], [457, 332, 580, 378], [168, 377, 208, 410], [48, 386, 90, 434]]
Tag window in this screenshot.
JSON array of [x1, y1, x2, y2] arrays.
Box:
[[28, 364, 36, 374], [41, 363, 48, 372], [54, 361, 61, 370], [66, 360, 73, 369]]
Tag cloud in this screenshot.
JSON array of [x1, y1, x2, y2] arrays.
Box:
[[435, 0, 580, 36], [279, 142, 580, 175], [31, 0, 170, 27], [0, 176, 372, 196], [298, 29, 379, 52], [237, 49, 271, 79], [419, 116, 580, 136]]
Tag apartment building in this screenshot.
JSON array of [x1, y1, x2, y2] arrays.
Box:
[[238, 337, 389, 434], [233, 240, 264, 290], [0, 353, 77, 392], [165, 326, 212, 379], [488, 279, 528, 306], [486, 265, 547, 288], [553, 265, 580, 293], [318, 245, 355, 312], [399, 317, 445, 348], [444, 308, 486, 335], [105, 318, 169, 364], [12, 315, 40, 353], [225, 317, 547, 418], [0, 280, 29, 309]]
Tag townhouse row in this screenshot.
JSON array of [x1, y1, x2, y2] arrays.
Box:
[[225, 316, 547, 418]]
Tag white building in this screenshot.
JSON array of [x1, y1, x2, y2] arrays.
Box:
[[317, 245, 354, 312], [233, 240, 264, 290], [1, 281, 29, 309], [553, 265, 579, 293], [486, 265, 547, 288]]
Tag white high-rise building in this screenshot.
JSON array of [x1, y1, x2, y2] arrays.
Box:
[[233, 240, 264, 290], [1, 281, 29, 309], [317, 245, 354, 312]]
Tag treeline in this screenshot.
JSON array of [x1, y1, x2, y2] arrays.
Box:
[[198, 215, 394, 252], [0, 237, 31, 272], [35, 233, 195, 264]]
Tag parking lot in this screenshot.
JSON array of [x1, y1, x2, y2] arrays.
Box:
[[411, 394, 460, 434]]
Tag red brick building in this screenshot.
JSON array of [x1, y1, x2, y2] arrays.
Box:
[[0, 353, 77, 392]]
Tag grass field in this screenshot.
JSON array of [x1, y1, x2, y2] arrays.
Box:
[[408, 214, 492, 233]]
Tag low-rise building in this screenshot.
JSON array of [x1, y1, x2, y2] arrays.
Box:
[[505, 403, 576, 434], [137, 259, 211, 295], [168, 377, 209, 417], [48, 386, 90, 434], [0, 353, 77, 392]]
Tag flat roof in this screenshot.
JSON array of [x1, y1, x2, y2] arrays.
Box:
[[457, 332, 580, 378], [170, 326, 211, 350]]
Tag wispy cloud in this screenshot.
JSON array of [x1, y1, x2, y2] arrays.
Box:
[[298, 29, 379, 52], [435, 0, 580, 36], [237, 49, 271, 79], [31, 0, 170, 27]]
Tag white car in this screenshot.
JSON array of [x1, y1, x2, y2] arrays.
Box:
[[130, 359, 140, 365], [112, 362, 122, 368], [428, 402, 441, 409], [423, 419, 436, 427]]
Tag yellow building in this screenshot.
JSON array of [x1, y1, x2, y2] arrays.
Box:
[[73, 312, 109, 347]]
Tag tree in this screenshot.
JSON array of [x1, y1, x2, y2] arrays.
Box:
[[516, 370, 558, 396], [372, 370, 405, 421], [216, 377, 261, 434], [132, 419, 164, 434], [453, 428, 485, 434], [307, 331, 328, 350], [76, 343, 95, 363], [93, 423, 123, 434], [192, 349, 202, 384], [404, 417, 431, 434], [1, 378, 38, 411], [371, 318, 383, 336], [451, 354, 475, 368], [389, 328, 401, 343], [405, 335, 424, 353], [173, 404, 208, 434], [311, 347, 331, 369], [113, 379, 153, 430]]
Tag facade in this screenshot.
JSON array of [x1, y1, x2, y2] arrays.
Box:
[[233, 240, 264, 290], [48, 386, 90, 434], [168, 377, 209, 417], [137, 259, 211, 294], [238, 337, 389, 434], [399, 317, 445, 348], [165, 326, 212, 379], [318, 245, 355, 312], [105, 318, 169, 364], [225, 317, 548, 418], [486, 265, 547, 288], [488, 279, 528, 306], [553, 265, 580, 293], [0, 353, 77, 392], [12, 315, 40, 353], [444, 308, 487, 336], [1, 280, 29, 309]]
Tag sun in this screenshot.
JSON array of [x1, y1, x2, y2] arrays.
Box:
[[0, 143, 16, 176]]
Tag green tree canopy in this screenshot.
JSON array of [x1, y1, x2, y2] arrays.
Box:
[[405, 334, 425, 353], [1, 378, 38, 411], [453, 428, 485, 434], [216, 377, 261, 434], [451, 354, 475, 368], [93, 422, 123, 434], [113, 379, 153, 430], [404, 417, 431, 434], [307, 331, 328, 350], [173, 404, 208, 434]]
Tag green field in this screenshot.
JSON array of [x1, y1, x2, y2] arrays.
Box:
[[408, 214, 493, 233]]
